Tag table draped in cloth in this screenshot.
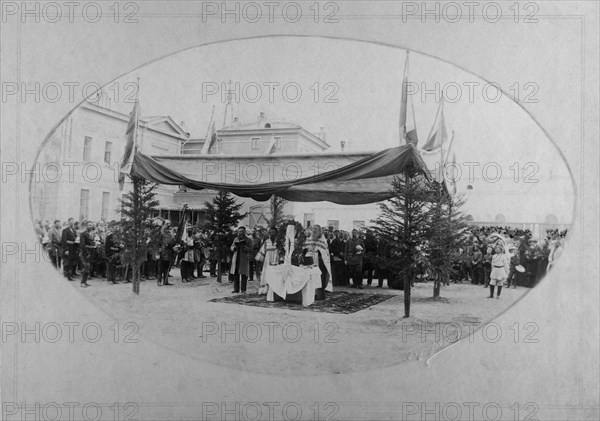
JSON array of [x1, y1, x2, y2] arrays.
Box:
[[264, 264, 323, 307]]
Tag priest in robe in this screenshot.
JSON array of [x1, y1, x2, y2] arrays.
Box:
[[303, 225, 333, 300]]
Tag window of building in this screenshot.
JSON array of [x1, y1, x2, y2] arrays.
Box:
[[216, 138, 222, 154], [104, 141, 112, 164], [353, 220, 366, 231], [79, 189, 90, 221], [101, 192, 110, 221], [251, 137, 260, 150], [304, 213, 314, 228], [274, 136, 282, 151], [83, 136, 92, 162], [327, 220, 339, 231]]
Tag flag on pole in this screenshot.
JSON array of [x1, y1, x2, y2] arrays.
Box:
[[399, 52, 419, 147], [445, 150, 457, 195], [200, 121, 217, 154], [119, 99, 141, 189], [265, 136, 277, 154], [422, 95, 448, 152], [439, 132, 457, 195]]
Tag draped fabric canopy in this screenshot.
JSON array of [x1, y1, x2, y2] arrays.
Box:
[[131, 145, 429, 204]]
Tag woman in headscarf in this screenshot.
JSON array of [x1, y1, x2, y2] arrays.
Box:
[[303, 225, 333, 300]]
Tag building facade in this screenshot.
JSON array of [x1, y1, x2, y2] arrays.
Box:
[[31, 105, 571, 236], [30, 101, 189, 223]]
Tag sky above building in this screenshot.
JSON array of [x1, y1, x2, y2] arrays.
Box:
[[95, 36, 574, 223]]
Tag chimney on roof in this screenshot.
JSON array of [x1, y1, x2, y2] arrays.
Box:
[[257, 112, 266, 128], [316, 127, 326, 141]]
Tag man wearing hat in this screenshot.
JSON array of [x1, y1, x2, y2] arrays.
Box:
[[471, 244, 484, 285], [230, 226, 252, 293], [105, 221, 123, 285]]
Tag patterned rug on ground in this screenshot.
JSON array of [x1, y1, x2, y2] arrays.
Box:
[[210, 291, 394, 313]]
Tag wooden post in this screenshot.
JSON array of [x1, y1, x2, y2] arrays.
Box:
[[433, 181, 442, 298], [216, 190, 224, 283], [132, 176, 140, 295], [403, 169, 411, 318]]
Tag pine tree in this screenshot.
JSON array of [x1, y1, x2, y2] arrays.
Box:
[[202, 192, 247, 281], [371, 172, 434, 317], [118, 175, 160, 294], [266, 194, 290, 229], [424, 183, 469, 298]]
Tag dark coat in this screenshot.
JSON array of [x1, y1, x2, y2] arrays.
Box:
[[230, 235, 252, 275], [329, 238, 345, 261], [159, 232, 177, 261], [61, 226, 78, 258], [105, 232, 122, 264], [79, 230, 95, 259]]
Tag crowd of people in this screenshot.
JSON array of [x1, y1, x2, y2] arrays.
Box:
[[450, 225, 567, 296], [34, 218, 567, 294], [35, 218, 215, 287], [33, 218, 396, 290]]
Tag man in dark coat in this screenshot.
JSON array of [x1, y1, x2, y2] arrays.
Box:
[[329, 230, 346, 286], [79, 221, 96, 287], [104, 222, 122, 285], [47, 219, 63, 270], [363, 230, 378, 286], [158, 223, 177, 286], [471, 245, 484, 285], [230, 227, 252, 293], [61, 217, 78, 280]]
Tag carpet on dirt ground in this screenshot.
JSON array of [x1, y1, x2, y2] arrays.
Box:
[[210, 290, 393, 313]]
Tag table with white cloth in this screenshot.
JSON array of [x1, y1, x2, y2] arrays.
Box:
[[263, 263, 322, 307]]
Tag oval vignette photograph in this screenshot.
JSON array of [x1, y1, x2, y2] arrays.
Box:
[[29, 36, 574, 376]]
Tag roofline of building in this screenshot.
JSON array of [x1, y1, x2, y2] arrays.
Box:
[[216, 126, 330, 149], [151, 151, 375, 160], [80, 102, 190, 140]]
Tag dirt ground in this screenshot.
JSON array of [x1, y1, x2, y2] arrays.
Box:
[[79, 269, 528, 376]]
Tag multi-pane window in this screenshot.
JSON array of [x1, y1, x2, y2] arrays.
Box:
[[251, 137, 260, 150], [104, 141, 112, 164], [274, 136, 282, 151], [79, 189, 90, 221], [101, 192, 110, 221], [83, 136, 92, 162], [327, 220, 339, 231]]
